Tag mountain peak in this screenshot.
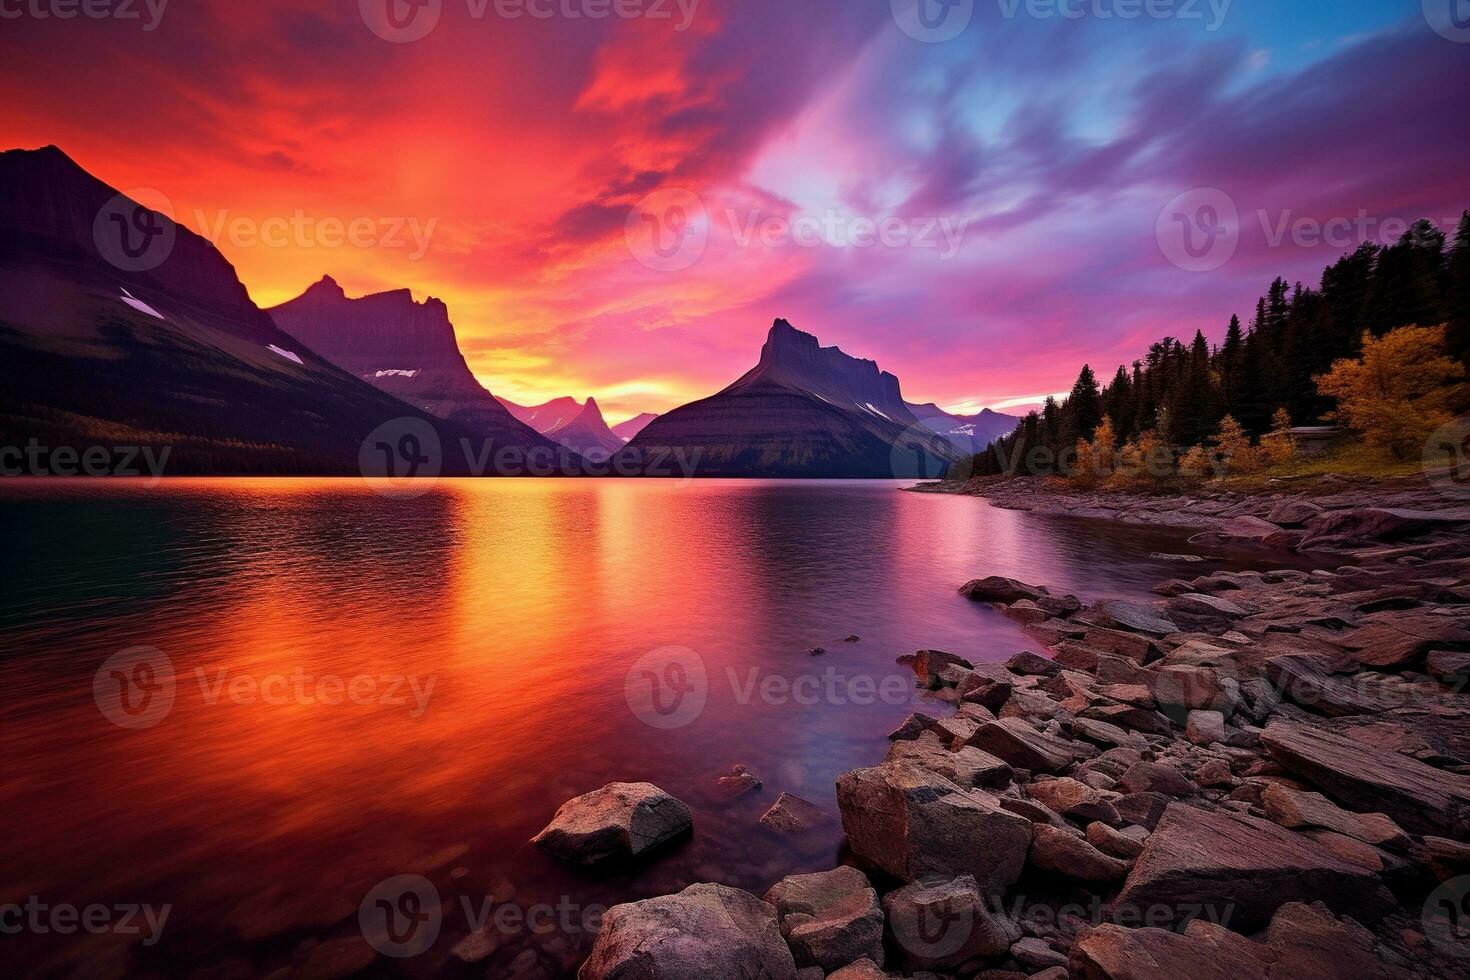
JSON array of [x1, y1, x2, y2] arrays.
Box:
[[582, 395, 602, 416], [308, 274, 346, 297]]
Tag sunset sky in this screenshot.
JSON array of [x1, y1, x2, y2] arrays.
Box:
[[3, 1, 1468, 423]]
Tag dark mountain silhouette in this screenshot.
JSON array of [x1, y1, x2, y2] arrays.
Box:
[[907, 402, 1020, 453], [542, 397, 624, 458], [268, 277, 561, 455], [627, 319, 961, 477], [0, 145, 478, 474], [610, 412, 659, 441]]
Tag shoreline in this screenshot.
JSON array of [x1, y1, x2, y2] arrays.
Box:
[[569, 474, 1470, 978]]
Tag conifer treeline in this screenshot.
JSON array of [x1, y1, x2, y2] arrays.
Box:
[[974, 211, 1470, 476]]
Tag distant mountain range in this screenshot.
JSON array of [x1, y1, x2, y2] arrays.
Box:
[[0, 145, 1017, 479], [499, 395, 626, 457], [627, 319, 970, 477], [0, 146, 487, 474]]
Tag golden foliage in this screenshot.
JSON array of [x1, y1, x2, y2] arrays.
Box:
[[1314, 326, 1465, 459]]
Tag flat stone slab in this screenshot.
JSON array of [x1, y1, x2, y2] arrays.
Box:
[[1260, 720, 1470, 837], [1114, 803, 1389, 931]]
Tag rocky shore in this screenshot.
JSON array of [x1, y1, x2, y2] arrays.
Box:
[[548, 477, 1470, 979]]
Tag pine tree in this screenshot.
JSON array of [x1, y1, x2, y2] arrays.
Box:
[[1067, 365, 1103, 443], [1448, 210, 1470, 369]]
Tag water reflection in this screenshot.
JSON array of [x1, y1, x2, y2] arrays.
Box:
[[0, 478, 1301, 977]]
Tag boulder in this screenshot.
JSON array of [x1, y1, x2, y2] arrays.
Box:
[[1305, 507, 1470, 542], [1070, 716, 1146, 751], [1080, 627, 1157, 663], [1079, 703, 1173, 736], [1260, 783, 1409, 849], [825, 959, 884, 980], [958, 672, 1014, 712], [581, 883, 797, 979], [1117, 762, 1194, 798], [1427, 649, 1470, 680], [1268, 499, 1324, 527], [1260, 720, 1470, 837], [1169, 593, 1247, 618], [835, 762, 1032, 890], [1011, 936, 1069, 970], [1263, 654, 1394, 716], [1027, 777, 1119, 824], [964, 718, 1084, 774], [885, 731, 1014, 789], [1029, 824, 1132, 881], [532, 782, 691, 865], [883, 875, 1020, 970], [1084, 600, 1180, 637], [1184, 709, 1226, 746], [889, 711, 947, 742], [959, 576, 1046, 604], [911, 649, 974, 688], [1005, 650, 1061, 676], [760, 793, 827, 835], [714, 765, 763, 801], [763, 867, 883, 972], [1114, 804, 1390, 930], [1086, 821, 1146, 859]]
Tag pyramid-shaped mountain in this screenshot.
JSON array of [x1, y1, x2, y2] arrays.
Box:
[[627, 319, 961, 477], [907, 402, 1020, 454]]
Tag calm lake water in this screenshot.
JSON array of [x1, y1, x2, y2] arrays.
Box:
[[0, 479, 1298, 977]]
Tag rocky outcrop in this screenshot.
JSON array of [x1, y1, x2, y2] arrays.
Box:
[[532, 782, 691, 864], [1114, 804, 1390, 930], [882, 876, 1020, 970], [763, 867, 883, 972], [580, 883, 796, 979], [834, 762, 1032, 890]]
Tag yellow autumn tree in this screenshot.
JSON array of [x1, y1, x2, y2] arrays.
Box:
[[1211, 415, 1262, 475], [1069, 416, 1116, 487], [1314, 326, 1465, 459], [1177, 445, 1214, 479], [1260, 408, 1297, 467]]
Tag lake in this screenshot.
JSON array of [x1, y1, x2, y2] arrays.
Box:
[[0, 478, 1300, 976]]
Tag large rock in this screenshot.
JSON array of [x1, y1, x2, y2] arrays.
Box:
[[580, 883, 797, 979], [1260, 720, 1470, 837], [1305, 506, 1470, 542], [959, 576, 1046, 604], [835, 762, 1032, 890], [883, 875, 1020, 970], [910, 649, 974, 688], [1264, 654, 1394, 716], [760, 793, 827, 835], [1027, 777, 1118, 823], [885, 731, 1013, 789], [1260, 783, 1408, 849], [1084, 600, 1179, 637], [763, 867, 883, 972], [1114, 804, 1389, 930], [963, 718, 1085, 774], [533, 783, 691, 865], [1029, 824, 1132, 881]]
